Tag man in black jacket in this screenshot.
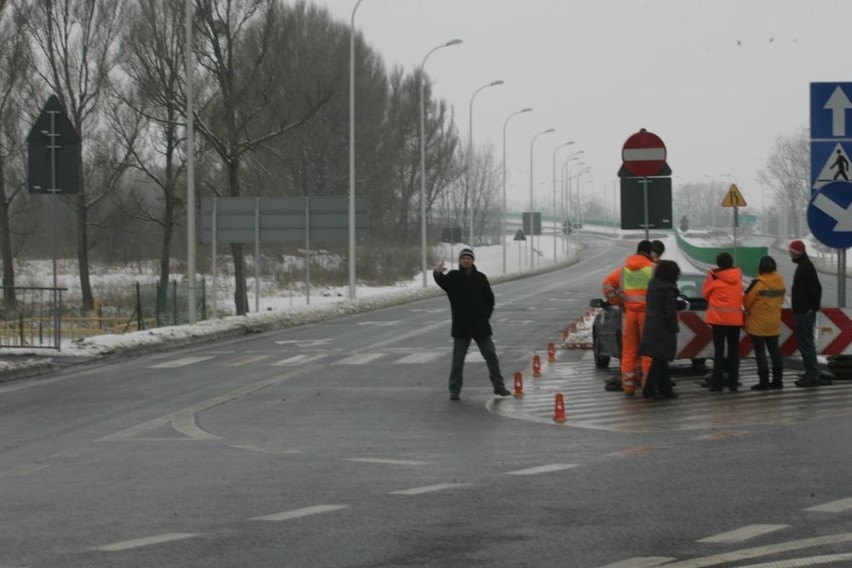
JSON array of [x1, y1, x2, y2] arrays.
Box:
[[789, 240, 824, 387], [434, 248, 511, 400]]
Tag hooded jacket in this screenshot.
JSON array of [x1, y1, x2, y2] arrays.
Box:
[[743, 271, 785, 336], [791, 253, 821, 314], [602, 253, 655, 313], [434, 265, 494, 338], [703, 266, 744, 326]]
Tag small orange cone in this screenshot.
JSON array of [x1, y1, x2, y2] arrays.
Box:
[[553, 393, 567, 423], [562, 328, 569, 341], [532, 354, 542, 377], [513, 372, 524, 397], [547, 342, 556, 363]]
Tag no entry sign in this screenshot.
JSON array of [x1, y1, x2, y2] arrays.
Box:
[[622, 129, 666, 177]]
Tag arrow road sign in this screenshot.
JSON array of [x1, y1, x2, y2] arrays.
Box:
[[807, 181, 852, 248], [811, 83, 852, 139]]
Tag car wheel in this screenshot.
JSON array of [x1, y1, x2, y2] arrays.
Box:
[[691, 358, 708, 370], [593, 333, 610, 369]]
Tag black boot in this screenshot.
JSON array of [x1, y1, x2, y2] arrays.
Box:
[[751, 369, 770, 391], [770, 367, 784, 390]]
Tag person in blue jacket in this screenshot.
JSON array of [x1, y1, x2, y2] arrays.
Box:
[[434, 248, 511, 401]]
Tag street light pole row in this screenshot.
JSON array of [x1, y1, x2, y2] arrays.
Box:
[[529, 128, 555, 267], [468, 80, 504, 247]]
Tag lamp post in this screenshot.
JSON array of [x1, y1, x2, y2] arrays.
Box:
[[551, 142, 574, 262], [348, 0, 365, 299], [529, 128, 555, 267], [501, 107, 532, 275], [468, 80, 504, 247], [558, 150, 583, 256], [185, 0, 197, 323], [420, 38, 463, 287], [579, 168, 594, 232], [567, 161, 586, 243]]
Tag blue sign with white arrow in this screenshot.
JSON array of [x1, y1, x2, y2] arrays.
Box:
[[807, 181, 852, 248], [811, 83, 852, 140]]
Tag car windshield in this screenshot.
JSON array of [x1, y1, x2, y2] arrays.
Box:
[[677, 273, 704, 298]]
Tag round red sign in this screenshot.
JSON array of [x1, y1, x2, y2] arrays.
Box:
[[621, 129, 666, 177]]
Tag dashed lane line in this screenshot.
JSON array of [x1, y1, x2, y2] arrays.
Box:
[[0, 464, 49, 477], [344, 458, 430, 466], [505, 463, 579, 475], [388, 483, 471, 496], [332, 353, 385, 365], [95, 533, 199, 552], [697, 524, 789, 543], [270, 354, 325, 365], [804, 497, 852, 513], [148, 356, 214, 368], [594, 559, 676, 568], [739, 554, 852, 567], [217, 354, 270, 366], [251, 504, 348, 522]]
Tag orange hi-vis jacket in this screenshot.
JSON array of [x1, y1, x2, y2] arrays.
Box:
[[744, 271, 785, 337], [703, 266, 744, 326], [602, 253, 655, 312]]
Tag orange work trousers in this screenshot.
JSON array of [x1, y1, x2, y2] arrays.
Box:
[[621, 309, 652, 394]]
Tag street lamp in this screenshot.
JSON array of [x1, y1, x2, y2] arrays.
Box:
[[420, 38, 463, 287], [529, 128, 555, 267], [567, 160, 586, 241], [579, 168, 594, 232], [468, 80, 504, 247], [551, 142, 574, 262], [185, 0, 197, 323], [501, 107, 532, 274], [348, 0, 366, 299]]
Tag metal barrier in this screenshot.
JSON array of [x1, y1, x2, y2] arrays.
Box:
[[0, 287, 65, 350]]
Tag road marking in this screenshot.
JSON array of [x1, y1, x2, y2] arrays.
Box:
[[0, 464, 49, 477], [51, 447, 95, 458], [505, 464, 579, 476], [607, 446, 653, 458], [95, 533, 199, 551], [230, 444, 300, 455], [344, 458, 429, 466], [694, 431, 748, 441], [251, 504, 348, 522], [594, 558, 676, 568], [333, 353, 385, 365], [394, 352, 443, 364], [739, 553, 852, 567], [218, 354, 270, 366], [805, 497, 852, 513], [270, 354, 324, 365], [149, 356, 214, 368], [698, 524, 788, 543], [389, 483, 470, 496], [653, 532, 852, 567]]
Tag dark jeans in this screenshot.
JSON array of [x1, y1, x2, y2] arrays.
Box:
[[794, 311, 819, 379], [643, 357, 674, 398], [449, 336, 505, 393], [711, 324, 740, 389], [750, 335, 782, 373]]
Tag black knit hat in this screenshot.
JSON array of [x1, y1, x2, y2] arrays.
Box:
[[459, 248, 474, 260]]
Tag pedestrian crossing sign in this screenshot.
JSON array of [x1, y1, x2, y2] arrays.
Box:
[[721, 184, 747, 207]]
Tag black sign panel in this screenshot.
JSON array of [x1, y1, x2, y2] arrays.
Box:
[[441, 227, 462, 243], [522, 212, 542, 236], [620, 177, 672, 230], [27, 95, 80, 195]]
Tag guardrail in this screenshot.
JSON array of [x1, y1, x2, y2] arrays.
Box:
[[0, 287, 65, 350]]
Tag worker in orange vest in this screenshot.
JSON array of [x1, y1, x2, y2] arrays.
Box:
[[602, 240, 655, 396]]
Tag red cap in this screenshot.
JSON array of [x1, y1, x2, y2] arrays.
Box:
[[789, 240, 806, 255]]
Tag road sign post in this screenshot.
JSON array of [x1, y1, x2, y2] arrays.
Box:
[[620, 129, 670, 240], [721, 184, 747, 266]]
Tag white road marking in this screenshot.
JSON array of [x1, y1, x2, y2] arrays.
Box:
[[270, 354, 324, 365], [698, 524, 788, 543], [739, 553, 852, 567], [805, 497, 852, 513], [389, 483, 470, 496], [344, 457, 429, 466], [505, 464, 579, 476], [333, 353, 385, 365], [394, 352, 443, 364], [95, 533, 199, 551], [218, 354, 270, 366], [0, 464, 49, 477], [51, 447, 94, 458], [594, 558, 676, 568], [275, 339, 330, 347], [251, 504, 348, 522], [149, 356, 214, 368]]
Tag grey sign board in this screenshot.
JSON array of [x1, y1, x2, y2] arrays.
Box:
[[201, 196, 368, 244]]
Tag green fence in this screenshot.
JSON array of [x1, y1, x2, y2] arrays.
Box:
[[675, 230, 767, 277]]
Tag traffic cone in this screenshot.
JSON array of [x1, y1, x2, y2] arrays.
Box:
[[532, 354, 542, 377], [562, 328, 569, 341], [553, 393, 567, 423], [513, 372, 524, 397], [547, 342, 556, 363]]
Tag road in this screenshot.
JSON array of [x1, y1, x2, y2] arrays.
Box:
[[1, 237, 851, 568]]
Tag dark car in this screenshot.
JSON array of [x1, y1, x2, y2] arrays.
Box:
[[589, 272, 708, 370]]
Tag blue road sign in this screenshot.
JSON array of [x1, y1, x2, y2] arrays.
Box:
[[811, 83, 852, 140], [807, 181, 852, 248], [811, 141, 852, 190]]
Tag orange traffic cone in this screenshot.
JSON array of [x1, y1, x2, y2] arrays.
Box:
[[553, 393, 567, 423], [547, 342, 556, 363], [532, 354, 542, 378], [562, 328, 569, 341], [513, 372, 524, 397]]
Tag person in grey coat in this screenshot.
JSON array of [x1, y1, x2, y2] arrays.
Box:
[[640, 260, 682, 400], [434, 248, 511, 401]]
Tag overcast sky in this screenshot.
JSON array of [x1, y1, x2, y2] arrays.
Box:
[[315, 0, 847, 212]]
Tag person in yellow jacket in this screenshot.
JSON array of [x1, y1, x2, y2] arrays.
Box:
[[703, 252, 744, 392], [602, 240, 655, 396], [744, 255, 786, 390]]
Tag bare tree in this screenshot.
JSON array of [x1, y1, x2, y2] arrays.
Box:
[[25, 0, 128, 311], [756, 127, 809, 237]]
